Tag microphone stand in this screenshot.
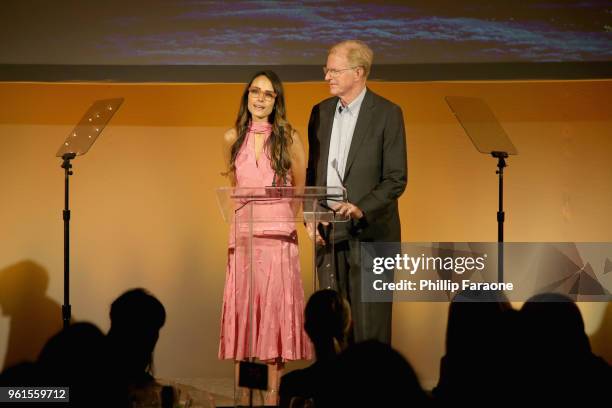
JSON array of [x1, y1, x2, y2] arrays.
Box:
[[61, 152, 76, 329], [492, 151, 508, 283]]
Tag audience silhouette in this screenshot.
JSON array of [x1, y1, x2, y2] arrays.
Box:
[[433, 290, 520, 404], [321, 340, 431, 407], [520, 293, 611, 404], [37, 322, 110, 407], [106, 288, 167, 405], [1, 284, 610, 407], [279, 289, 351, 407]]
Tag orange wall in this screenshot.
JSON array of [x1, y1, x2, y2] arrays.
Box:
[[1, 79, 611, 388]]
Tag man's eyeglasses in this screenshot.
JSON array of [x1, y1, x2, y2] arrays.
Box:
[[323, 66, 360, 77], [248, 87, 277, 102]]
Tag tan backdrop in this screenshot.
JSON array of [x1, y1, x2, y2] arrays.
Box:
[[1, 79, 611, 388]]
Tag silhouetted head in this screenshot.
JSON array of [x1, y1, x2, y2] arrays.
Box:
[[107, 288, 166, 378], [521, 293, 591, 358], [518, 293, 609, 404], [37, 322, 118, 406], [304, 289, 351, 358], [446, 290, 512, 356], [328, 340, 429, 406], [38, 322, 106, 383]]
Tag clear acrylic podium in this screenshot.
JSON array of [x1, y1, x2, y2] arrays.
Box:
[[216, 185, 347, 407]]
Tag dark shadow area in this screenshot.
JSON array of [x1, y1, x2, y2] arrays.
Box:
[[0, 260, 63, 371]]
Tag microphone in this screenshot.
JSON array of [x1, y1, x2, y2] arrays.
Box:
[[331, 158, 344, 186]]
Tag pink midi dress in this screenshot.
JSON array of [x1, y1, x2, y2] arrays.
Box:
[[218, 121, 312, 361]]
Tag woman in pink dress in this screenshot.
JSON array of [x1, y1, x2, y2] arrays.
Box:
[[220, 71, 312, 404]]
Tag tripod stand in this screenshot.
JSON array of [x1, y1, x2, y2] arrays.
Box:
[[446, 96, 518, 283], [56, 98, 123, 328]]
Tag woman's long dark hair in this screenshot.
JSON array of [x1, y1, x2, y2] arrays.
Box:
[[228, 70, 293, 184]]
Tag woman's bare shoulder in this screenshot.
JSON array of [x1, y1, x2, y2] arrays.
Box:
[[223, 127, 238, 145]]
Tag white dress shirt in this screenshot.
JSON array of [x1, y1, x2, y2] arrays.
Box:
[[326, 87, 367, 200]]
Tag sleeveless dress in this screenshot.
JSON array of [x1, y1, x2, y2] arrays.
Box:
[[218, 122, 312, 361]]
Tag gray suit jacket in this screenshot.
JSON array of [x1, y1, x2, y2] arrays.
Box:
[[307, 88, 408, 242]]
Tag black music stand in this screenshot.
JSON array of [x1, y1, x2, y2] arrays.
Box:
[[446, 96, 518, 283], [55, 98, 124, 329]]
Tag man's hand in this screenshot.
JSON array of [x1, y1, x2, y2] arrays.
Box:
[[306, 222, 327, 246], [333, 202, 364, 220]]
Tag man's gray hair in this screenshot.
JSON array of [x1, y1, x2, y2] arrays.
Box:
[[329, 40, 374, 78]]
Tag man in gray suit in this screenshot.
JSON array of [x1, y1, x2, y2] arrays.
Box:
[[306, 40, 407, 344]]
